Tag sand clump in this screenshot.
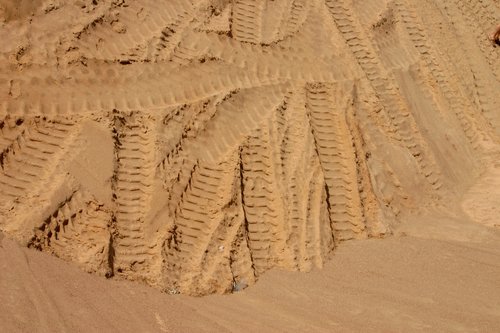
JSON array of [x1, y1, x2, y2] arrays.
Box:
[[0, 0, 499, 298]]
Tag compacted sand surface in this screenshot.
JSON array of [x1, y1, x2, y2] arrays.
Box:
[[2, 217, 500, 332]]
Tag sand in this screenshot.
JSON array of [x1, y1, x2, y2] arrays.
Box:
[[0, 0, 499, 331], [2, 217, 500, 332]]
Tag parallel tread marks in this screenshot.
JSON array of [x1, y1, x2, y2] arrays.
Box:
[[394, 0, 493, 149], [112, 115, 156, 275], [168, 160, 241, 293], [324, 0, 444, 192], [241, 128, 292, 273], [231, 0, 264, 44], [448, 0, 500, 131], [306, 84, 366, 242], [0, 120, 74, 203]]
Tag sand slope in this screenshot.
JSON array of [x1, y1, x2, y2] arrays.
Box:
[[0, 0, 499, 296], [2, 215, 500, 332]]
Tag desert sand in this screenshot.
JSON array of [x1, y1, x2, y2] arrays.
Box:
[[0, 0, 499, 331]]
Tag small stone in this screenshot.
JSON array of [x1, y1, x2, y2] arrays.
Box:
[[112, 21, 127, 34]]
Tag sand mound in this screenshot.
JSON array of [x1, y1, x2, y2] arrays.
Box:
[[0, 0, 499, 296]]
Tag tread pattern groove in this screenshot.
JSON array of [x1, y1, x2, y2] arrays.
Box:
[[0, 119, 75, 208], [306, 83, 366, 241], [112, 114, 156, 278], [324, 0, 444, 191]]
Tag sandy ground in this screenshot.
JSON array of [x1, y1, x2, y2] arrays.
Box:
[[2, 213, 500, 333], [0, 0, 499, 331]]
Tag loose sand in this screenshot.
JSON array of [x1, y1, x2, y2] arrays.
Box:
[[0, 0, 499, 331], [2, 214, 500, 332]]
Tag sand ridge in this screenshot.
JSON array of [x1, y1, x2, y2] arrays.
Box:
[[0, 0, 499, 296]]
